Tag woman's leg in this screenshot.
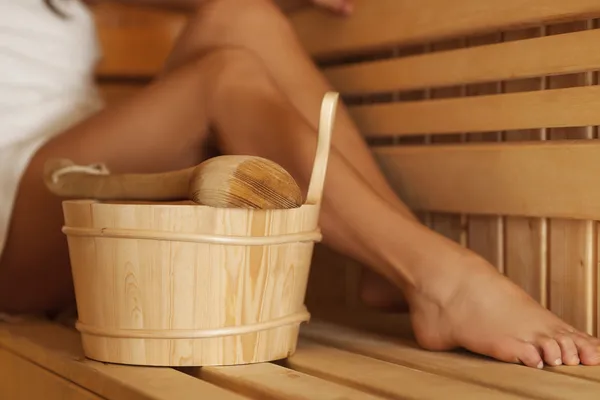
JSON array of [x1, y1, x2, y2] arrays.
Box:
[[163, 0, 600, 368], [166, 0, 411, 307]]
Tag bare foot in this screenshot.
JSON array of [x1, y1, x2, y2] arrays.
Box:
[[406, 251, 600, 368]]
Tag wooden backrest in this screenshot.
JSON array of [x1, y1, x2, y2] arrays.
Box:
[[95, 1, 600, 219], [93, 1, 600, 336]]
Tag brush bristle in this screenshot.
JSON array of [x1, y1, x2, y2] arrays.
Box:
[[190, 156, 303, 209]]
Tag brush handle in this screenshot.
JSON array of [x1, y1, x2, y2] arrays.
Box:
[[43, 158, 196, 202]]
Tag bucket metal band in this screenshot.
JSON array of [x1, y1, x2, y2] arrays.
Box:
[[62, 226, 322, 246], [75, 308, 311, 339]]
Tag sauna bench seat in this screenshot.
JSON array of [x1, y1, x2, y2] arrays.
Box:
[[1, 317, 600, 400]]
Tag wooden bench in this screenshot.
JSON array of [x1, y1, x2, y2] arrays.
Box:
[[4, 1, 600, 398], [4, 315, 600, 400]]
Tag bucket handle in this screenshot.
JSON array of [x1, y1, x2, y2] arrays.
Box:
[[305, 91, 339, 206]]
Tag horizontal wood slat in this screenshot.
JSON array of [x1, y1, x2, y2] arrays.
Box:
[[324, 29, 600, 94], [93, 2, 600, 77], [287, 339, 525, 400], [195, 363, 386, 400], [290, 0, 600, 58], [351, 86, 600, 136], [300, 321, 600, 400], [373, 140, 600, 220], [552, 365, 600, 383], [0, 348, 104, 400], [0, 321, 245, 400]]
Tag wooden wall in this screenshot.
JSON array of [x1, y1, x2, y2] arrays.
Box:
[[299, 6, 600, 337], [91, 1, 600, 337]]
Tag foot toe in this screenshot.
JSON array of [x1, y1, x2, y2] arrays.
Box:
[[487, 338, 543, 368], [555, 334, 580, 366], [518, 342, 545, 369], [539, 337, 562, 366], [572, 333, 600, 366]]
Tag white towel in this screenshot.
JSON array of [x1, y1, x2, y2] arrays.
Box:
[[0, 0, 103, 256]]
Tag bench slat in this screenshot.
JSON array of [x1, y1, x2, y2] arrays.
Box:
[[0, 321, 247, 400], [195, 362, 387, 400], [324, 29, 600, 95], [549, 366, 600, 383], [290, 0, 600, 58], [351, 86, 600, 137], [286, 339, 529, 400], [301, 321, 600, 400], [373, 140, 600, 220], [0, 348, 105, 400]]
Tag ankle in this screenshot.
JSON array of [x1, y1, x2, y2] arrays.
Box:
[[375, 219, 484, 304]]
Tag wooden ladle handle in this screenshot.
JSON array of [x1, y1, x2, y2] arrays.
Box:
[[43, 155, 304, 209], [305, 92, 339, 206], [43, 92, 339, 208], [43, 158, 195, 202]]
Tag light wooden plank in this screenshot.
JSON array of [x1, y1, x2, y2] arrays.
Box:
[[0, 348, 104, 400], [546, 21, 598, 336], [502, 28, 548, 306], [351, 85, 600, 137], [551, 364, 600, 382], [467, 213, 504, 271], [300, 321, 600, 400], [504, 217, 547, 303], [323, 28, 600, 95], [290, 0, 600, 58], [92, 1, 600, 74], [286, 339, 528, 400], [193, 362, 387, 400], [548, 220, 597, 334], [0, 321, 247, 400], [373, 140, 600, 220]]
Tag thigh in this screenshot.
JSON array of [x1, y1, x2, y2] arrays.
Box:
[[0, 59, 214, 314]]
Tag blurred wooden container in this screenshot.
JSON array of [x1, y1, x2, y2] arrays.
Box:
[[59, 93, 339, 367]]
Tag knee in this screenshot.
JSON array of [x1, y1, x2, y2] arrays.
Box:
[[193, 46, 266, 80], [189, 47, 273, 92]]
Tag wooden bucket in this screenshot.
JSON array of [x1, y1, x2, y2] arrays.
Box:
[[56, 92, 339, 367]]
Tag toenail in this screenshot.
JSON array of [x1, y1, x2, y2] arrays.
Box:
[[554, 358, 562, 366], [537, 361, 544, 369]]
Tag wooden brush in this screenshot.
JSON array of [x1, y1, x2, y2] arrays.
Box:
[[43, 155, 303, 209]]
